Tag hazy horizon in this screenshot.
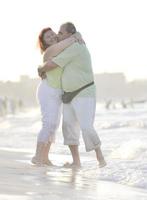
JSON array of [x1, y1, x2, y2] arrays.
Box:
[[0, 72, 147, 84]]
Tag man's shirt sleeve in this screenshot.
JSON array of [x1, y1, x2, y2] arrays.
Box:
[[52, 43, 80, 68]]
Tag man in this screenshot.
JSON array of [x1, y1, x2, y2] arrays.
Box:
[[38, 22, 106, 168]]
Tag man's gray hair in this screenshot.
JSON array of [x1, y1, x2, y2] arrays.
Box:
[[62, 22, 76, 34]]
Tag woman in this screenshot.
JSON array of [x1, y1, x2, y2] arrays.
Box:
[[32, 27, 78, 166]]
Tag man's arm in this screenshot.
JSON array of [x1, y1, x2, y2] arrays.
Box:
[[38, 60, 58, 75]]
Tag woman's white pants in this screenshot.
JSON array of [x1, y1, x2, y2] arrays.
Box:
[[37, 79, 62, 143]]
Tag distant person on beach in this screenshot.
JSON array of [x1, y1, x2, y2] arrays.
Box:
[[32, 27, 82, 165], [38, 22, 106, 168]]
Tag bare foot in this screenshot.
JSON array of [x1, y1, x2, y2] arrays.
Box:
[[31, 156, 54, 166], [44, 159, 54, 166], [31, 156, 40, 164], [31, 157, 45, 167], [99, 160, 107, 168], [63, 162, 81, 169]]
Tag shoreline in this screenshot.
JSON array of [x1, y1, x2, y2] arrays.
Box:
[[0, 150, 147, 200]]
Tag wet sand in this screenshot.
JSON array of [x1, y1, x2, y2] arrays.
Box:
[[0, 150, 147, 200]]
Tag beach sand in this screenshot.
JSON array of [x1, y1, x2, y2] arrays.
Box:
[[0, 150, 147, 200]]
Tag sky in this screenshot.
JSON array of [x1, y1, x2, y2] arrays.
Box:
[[0, 0, 147, 82]]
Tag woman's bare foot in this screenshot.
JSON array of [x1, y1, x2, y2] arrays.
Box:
[[31, 156, 40, 164], [31, 156, 53, 166], [44, 159, 54, 166]]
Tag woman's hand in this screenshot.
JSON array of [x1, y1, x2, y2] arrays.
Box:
[[38, 66, 43, 74], [40, 72, 47, 79], [72, 32, 85, 44], [38, 67, 46, 79]]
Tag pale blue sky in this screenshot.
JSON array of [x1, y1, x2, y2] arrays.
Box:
[[0, 0, 147, 81]]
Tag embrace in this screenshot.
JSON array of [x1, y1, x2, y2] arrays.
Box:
[[32, 22, 106, 168]]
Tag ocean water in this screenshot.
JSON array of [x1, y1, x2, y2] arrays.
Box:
[[0, 102, 147, 199]]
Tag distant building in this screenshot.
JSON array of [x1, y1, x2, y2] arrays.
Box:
[[94, 73, 127, 100], [128, 80, 147, 100], [0, 73, 147, 106]]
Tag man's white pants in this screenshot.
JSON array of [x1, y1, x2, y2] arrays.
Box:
[[62, 97, 101, 151], [37, 79, 62, 143]]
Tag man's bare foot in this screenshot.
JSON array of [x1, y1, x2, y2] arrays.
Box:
[[63, 162, 81, 169], [99, 159, 107, 168]]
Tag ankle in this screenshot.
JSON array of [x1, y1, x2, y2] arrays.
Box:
[[73, 161, 81, 166]]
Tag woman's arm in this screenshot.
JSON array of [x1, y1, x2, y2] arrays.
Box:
[[44, 36, 76, 60], [44, 32, 85, 60]]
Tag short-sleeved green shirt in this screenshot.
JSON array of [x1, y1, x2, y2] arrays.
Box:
[[43, 50, 63, 89], [52, 43, 96, 97]]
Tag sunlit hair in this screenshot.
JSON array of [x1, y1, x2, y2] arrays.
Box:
[[38, 27, 52, 54]]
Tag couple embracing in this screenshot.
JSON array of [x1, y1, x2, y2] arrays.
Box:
[[32, 22, 106, 168]]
